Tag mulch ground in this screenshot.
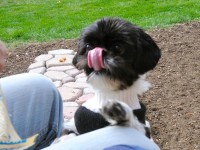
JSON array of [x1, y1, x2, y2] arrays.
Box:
[[1, 21, 199, 150]]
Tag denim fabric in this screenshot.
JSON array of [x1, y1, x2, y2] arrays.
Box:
[[0, 73, 63, 149], [45, 126, 160, 150], [104, 145, 147, 150]]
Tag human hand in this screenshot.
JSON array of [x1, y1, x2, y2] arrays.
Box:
[[0, 41, 8, 72]]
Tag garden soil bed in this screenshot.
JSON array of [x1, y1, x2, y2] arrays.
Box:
[[1, 21, 199, 150]]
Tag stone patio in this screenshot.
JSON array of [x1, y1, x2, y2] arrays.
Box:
[[28, 49, 94, 121]]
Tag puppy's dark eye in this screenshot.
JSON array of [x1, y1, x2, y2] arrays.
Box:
[[111, 44, 124, 54], [86, 44, 93, 50]]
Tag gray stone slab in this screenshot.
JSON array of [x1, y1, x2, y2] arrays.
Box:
[[34, 54, 53, 62], [58, 86, 83, 102], [46, 57, 72, 68], [48, 49, 74, 55], [62, 76, 75, 83], [75, 72, 87, 79], [63, 102, 79, 107], [75, 77, 87, 83], [63, 82, 90, 89], [53, 81, 62, 88], [47, 66, 74, 72], [28, 61, 45, 71], [65, 68, 83, 77], [28, 67, 46, 74], [55, 54, 75, 59], [44, 71, 69, 81]]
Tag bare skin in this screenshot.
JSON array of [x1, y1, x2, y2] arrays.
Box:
[[0, 40, 8, 72]]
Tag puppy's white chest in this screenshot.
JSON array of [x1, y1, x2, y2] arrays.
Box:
[[82, 97, 102, 113]]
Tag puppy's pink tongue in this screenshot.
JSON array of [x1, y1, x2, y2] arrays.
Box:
[[88, 47, 105, 71]]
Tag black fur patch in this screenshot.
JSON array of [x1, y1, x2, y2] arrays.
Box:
[[73, 17, 161, 90], [74, 106, 109, 134]]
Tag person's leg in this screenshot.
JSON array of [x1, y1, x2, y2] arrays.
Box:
[[44, 126, 160, 150], [0, 73, 63, 149]]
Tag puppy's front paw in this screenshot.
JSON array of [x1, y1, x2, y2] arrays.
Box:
[[100, 100, 133, 126], [100, 100, 146, 135]]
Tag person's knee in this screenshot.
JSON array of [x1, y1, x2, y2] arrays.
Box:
[[27, 73, 55, 89]]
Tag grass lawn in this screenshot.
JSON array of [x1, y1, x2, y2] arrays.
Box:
[[0, 0, 199, 45]]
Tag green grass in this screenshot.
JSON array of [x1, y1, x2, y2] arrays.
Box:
[[0, 0, 199, 45]]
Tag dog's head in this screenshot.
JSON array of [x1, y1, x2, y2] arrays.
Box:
[[73, 18, 161, 90]]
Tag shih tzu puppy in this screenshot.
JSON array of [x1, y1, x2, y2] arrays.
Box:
[[68, 17, 161, 138]]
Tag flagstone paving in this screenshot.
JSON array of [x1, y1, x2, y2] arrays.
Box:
[[28, 49, 94, 121]]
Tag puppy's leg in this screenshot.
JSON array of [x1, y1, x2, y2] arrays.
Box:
[[133, 102, 152, 139], [100, 100, 146, 135], [63, 118, 78, 134]]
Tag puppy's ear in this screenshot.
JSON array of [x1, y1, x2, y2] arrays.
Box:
[[134, 29, 161, 74]]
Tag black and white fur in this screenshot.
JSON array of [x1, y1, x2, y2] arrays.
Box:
[[66, 17, 161, 137]]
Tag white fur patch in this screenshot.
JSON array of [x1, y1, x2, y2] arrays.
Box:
[[83, 74, 151, 112]]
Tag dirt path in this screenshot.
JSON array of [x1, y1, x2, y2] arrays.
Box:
[[1, 21, 200, 150]]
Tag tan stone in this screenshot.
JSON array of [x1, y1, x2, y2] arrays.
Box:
[[63, 106, 78, 120], [58, 86, 83, 102]]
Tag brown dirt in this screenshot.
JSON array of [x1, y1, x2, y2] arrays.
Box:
[[0, 21, 199, 150]]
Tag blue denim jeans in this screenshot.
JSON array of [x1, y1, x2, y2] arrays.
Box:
[[0, 73, 63, 149], [0, 73, 160, 150]]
